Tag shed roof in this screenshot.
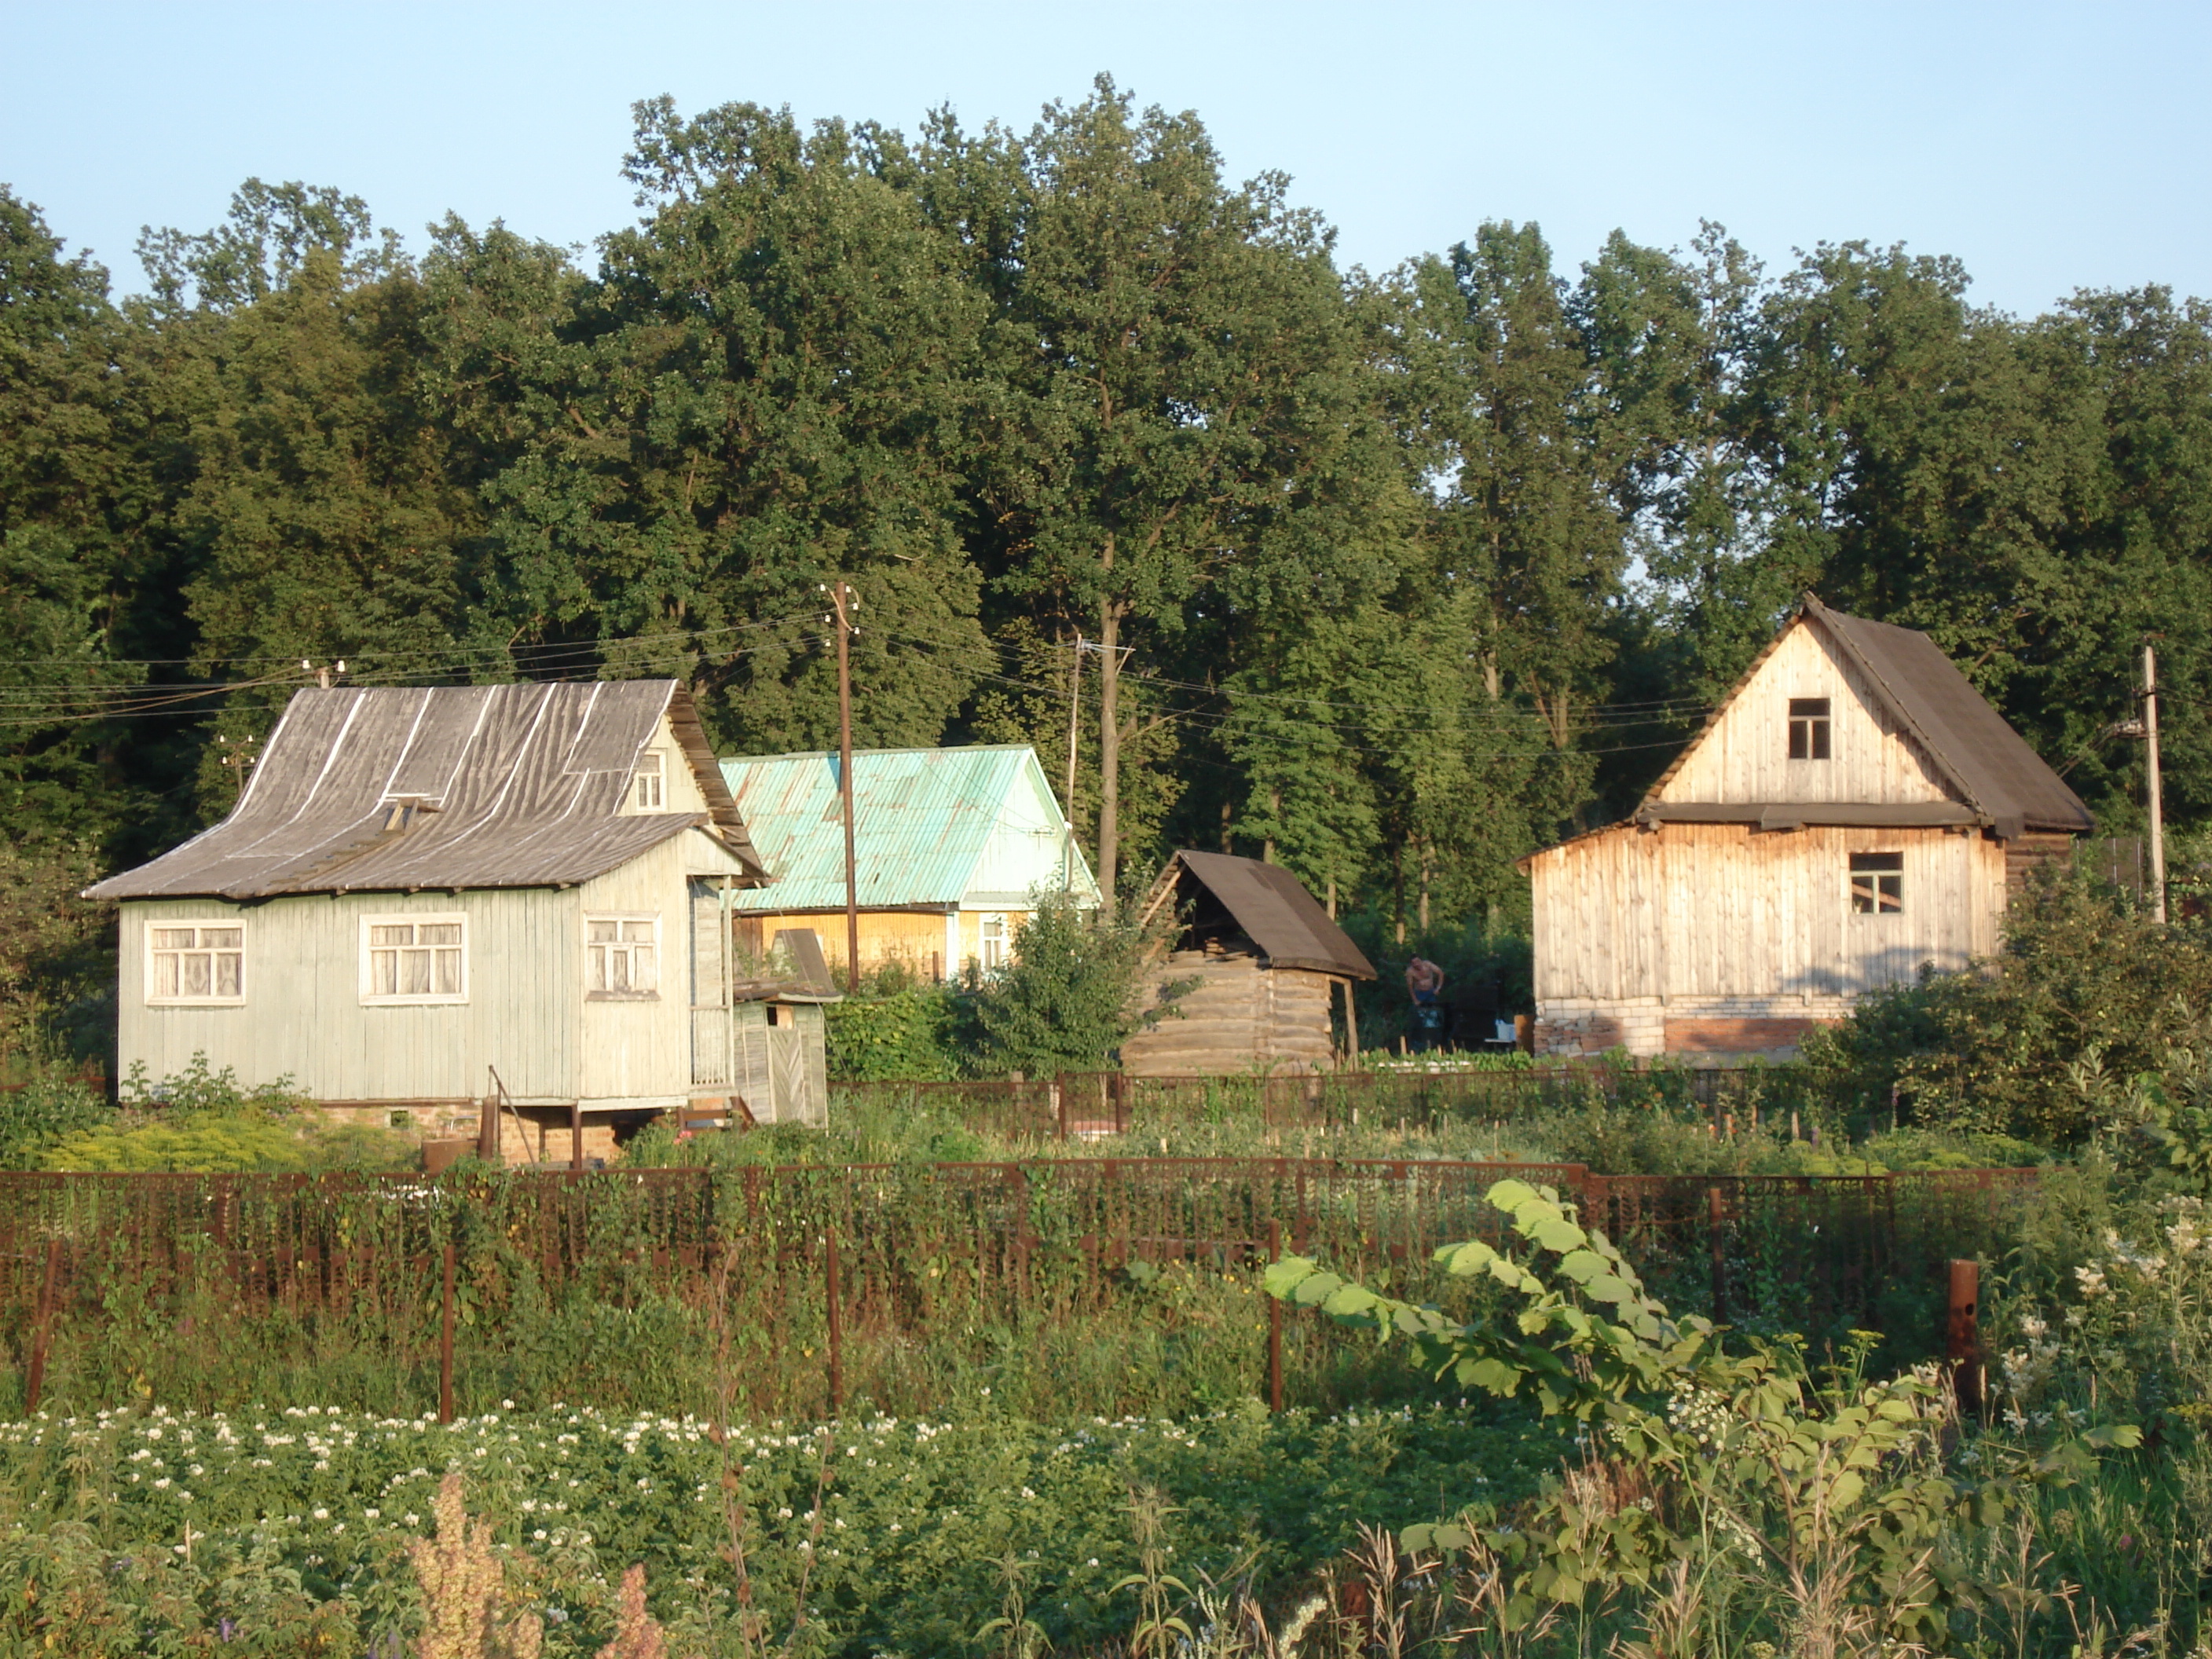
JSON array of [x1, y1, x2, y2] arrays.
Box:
[[717, 745, 1098, 911], [86, 680, 766, 902], [1144, 851, 1377, 979]]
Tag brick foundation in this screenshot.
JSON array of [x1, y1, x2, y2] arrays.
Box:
[[1664, 1016, 1824, 1057]]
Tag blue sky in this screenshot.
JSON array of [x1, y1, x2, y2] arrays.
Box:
[[5, 1, 2205, 316]]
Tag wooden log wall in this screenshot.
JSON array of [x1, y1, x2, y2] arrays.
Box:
[[1122, 951, 1339, 1076]]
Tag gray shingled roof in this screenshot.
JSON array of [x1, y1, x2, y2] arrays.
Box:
[[1804, 599, 2095, 838], [86, 681, 768, 902], [1146, 851, 1377, 979]]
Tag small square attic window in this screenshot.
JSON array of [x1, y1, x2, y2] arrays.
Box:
[[1789, 698, 1832, 760]]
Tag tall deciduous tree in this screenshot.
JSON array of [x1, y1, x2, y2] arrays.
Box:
[[958, 78, 1394, 896], [458, 100, 991, 752], [0, 190, 146, 1052]]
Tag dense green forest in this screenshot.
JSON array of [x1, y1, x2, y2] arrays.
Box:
[[2, 77, 2207, 1057]]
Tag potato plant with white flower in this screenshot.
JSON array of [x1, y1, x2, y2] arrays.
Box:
[[0, 1395, 1558, 1654]]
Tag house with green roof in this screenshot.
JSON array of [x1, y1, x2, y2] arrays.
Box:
[[719, 745, 1099, 980]]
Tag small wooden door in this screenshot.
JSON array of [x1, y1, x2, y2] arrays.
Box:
[[768, 1025, 811, 1125]]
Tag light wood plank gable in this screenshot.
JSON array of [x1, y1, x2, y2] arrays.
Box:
[[1652, 618, 1957, 807]]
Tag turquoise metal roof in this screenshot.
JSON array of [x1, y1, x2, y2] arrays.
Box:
[[720, 745, 1100, 911]]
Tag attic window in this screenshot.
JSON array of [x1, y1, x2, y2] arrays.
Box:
[[1849, 852, 1903, 914], [1788, 698, 1832, 760], [634, 750, 666, 810]]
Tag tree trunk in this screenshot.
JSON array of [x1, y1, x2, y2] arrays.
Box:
[[1218, 797, 1232, 854], [1097, 598, 1123, 903], [1392, 840, 1406, 947], [1418, 839, 1433, 933]]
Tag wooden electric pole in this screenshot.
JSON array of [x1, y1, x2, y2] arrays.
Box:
[[825, 584, 862, 991], [1064, 634, 1083, 889], [2145, 643, 2167, 925]]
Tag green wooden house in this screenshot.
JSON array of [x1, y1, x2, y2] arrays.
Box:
[[87, 680, 834, 1159]]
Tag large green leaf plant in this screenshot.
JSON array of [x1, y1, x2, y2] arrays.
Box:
[[1265, 1178, 2138, 1654]]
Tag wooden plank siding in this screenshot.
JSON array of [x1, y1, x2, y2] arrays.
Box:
[[1528, 822, 2008, 1059], [1654, 624, 1957, 807], [119, 825, 750, 1112], [1122, 952, 1337, 1076]]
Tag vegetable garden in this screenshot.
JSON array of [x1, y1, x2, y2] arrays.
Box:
[[0, 1161, 2026, 1424]]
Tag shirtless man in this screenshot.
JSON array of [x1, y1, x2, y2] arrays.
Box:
[[1405, 956, 1444, 1005]]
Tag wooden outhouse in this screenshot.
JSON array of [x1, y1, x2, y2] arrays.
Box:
[[720, 744, 1099, 982], [1122, 851, 1377, 1075], [1518, 598, 2096, 1062], [86, 679, 835, 1160]]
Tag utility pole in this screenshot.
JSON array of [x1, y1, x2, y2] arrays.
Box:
[[2145, 643, 2167, 924], [1063, 634, 1083, 889], [215, 733, 258, 804], [824, 584, 862, 991], [301, 658, 346, 690]]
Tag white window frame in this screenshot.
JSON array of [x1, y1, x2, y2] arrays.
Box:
[[360, 913, 470, 1006], [980, 912, 1009, 972], [585, 912, 661, 999], [145, 921, 247, 1006], [633, 749, 666, 810]]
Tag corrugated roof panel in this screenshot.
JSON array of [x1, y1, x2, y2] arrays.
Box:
[[720, 745, 1097, 911], [87, 681, 767, 901]]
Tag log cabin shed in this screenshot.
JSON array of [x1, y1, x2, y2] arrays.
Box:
[[86, 679, 835, 1161], [1122, 851, 1377, 1075], [1518, 598, 2096, 1062]]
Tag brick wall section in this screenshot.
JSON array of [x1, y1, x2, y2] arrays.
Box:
[[1664, 1016, 1825, 1057]]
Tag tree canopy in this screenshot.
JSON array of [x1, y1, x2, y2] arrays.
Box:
[[2, 75, 2207, 1055]]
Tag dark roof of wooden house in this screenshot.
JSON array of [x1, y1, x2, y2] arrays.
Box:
[[87, 680, 768, 902], [1525, 598, 2093, 870], [1804, 599, 2093, 837], [1143, 851, 1376, 979]]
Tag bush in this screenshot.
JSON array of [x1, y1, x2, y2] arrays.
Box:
[[32, 1052, 416, 1173], [0, 1073, 108, 1167], [1800, 868, 2212, 1144], [823, 964, 971, 1081], [968, 892, 1185, 1078], [37, 1112, 320, 1172], [119, 1050, 309, 1115]]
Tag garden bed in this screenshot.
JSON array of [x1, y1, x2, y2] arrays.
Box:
[[0, 1399, 1562, 1655]]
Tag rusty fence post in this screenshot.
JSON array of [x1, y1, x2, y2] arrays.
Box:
[[438, 1242, 456, 1424], [1946, 1258, 1982, 1417], [1708, 1185, 1727, 1325], [1266, 1219, 1284, 1413], [826, 1224, 844, 1418], [24, 1237, 62, 1416]]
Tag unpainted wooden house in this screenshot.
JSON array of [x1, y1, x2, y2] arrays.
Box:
[[720, 744, 1099, 981], [1519, 598, 2096, 1061], [1122, 851, 1376, 1075], [87, 680, 835, 1161]]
